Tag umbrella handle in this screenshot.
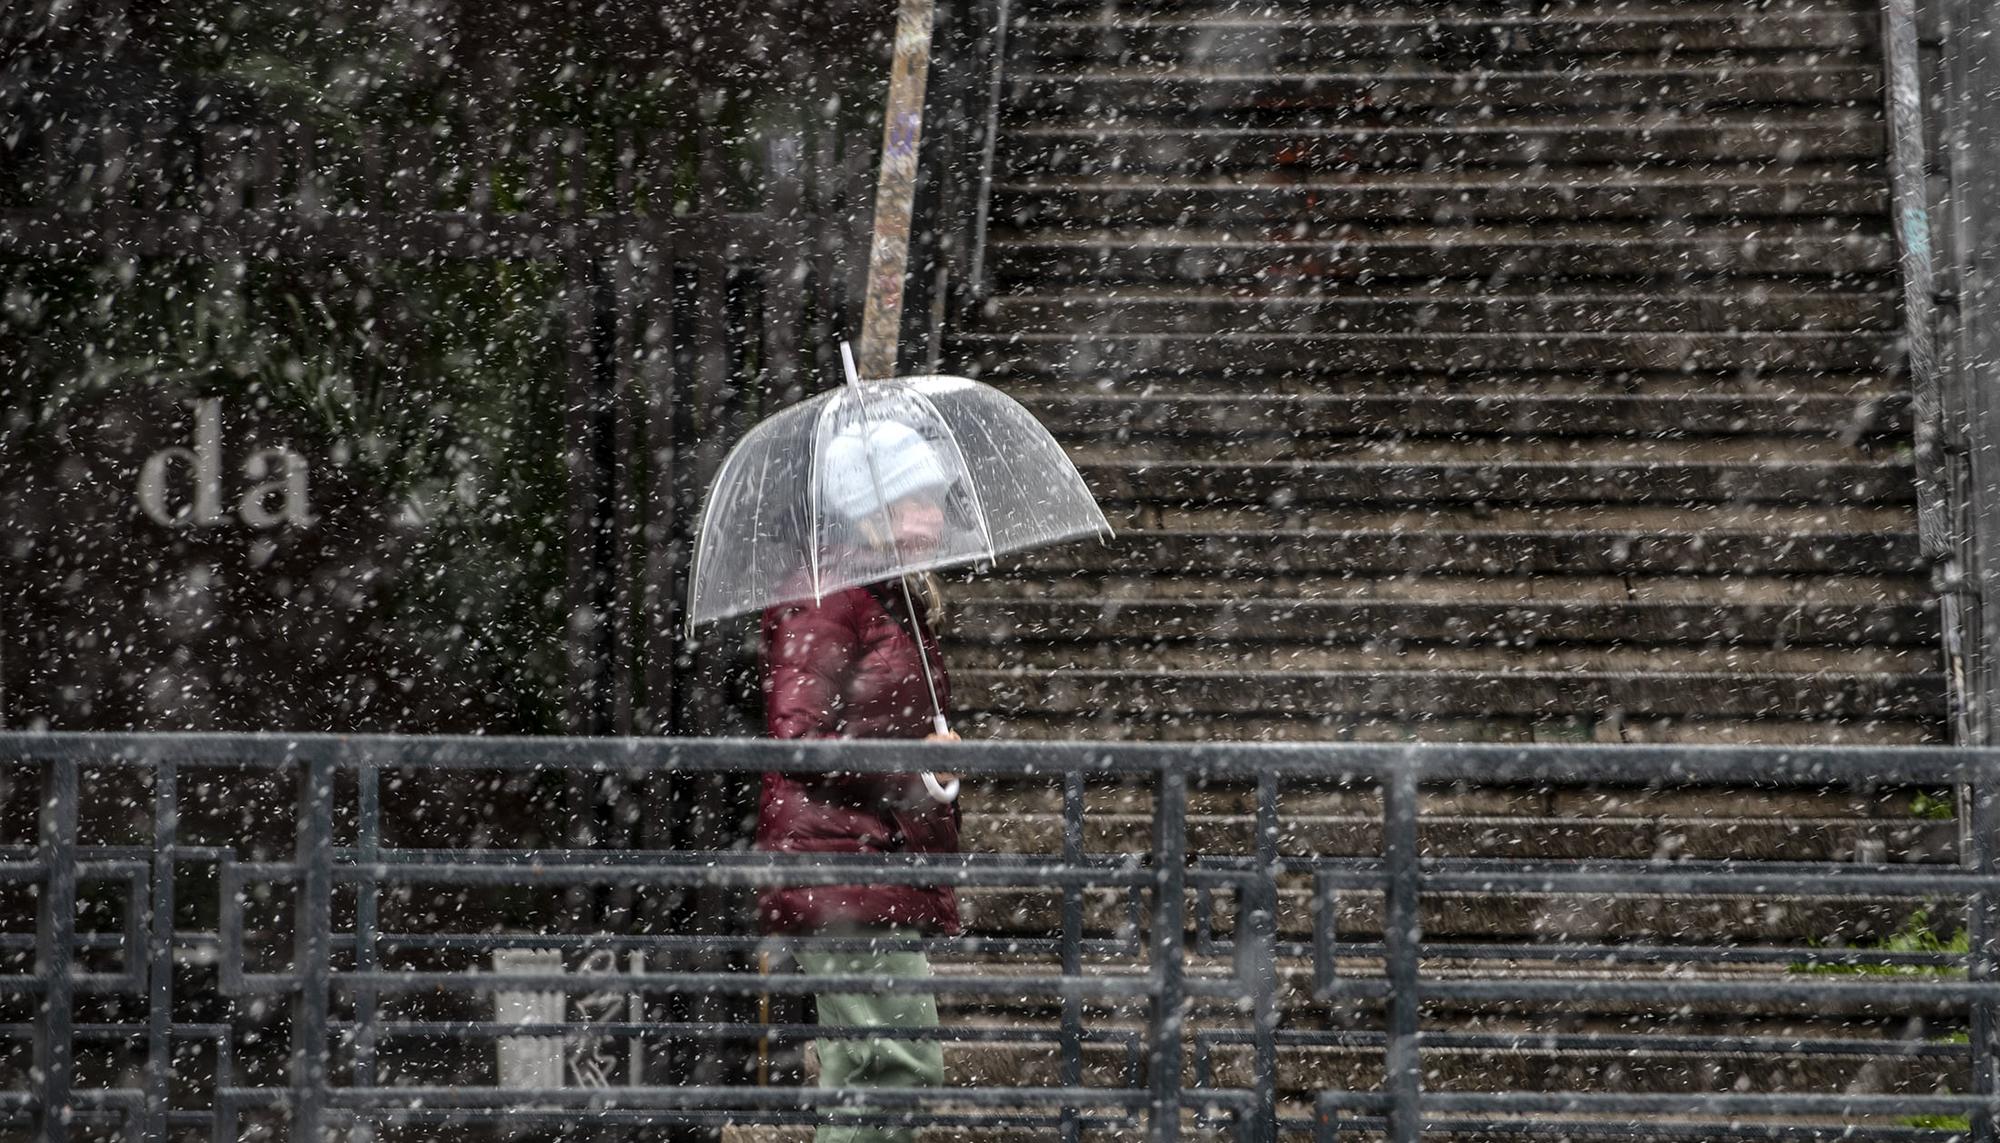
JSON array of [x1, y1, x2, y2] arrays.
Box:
[[922, 770, 960, 804], [894, 573, 953, 737], [840, 340, 864, 388]]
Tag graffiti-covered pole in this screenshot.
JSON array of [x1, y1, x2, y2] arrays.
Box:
[[856, 0, 938, 382]]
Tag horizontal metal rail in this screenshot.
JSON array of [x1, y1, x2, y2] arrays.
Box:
[[0, 732, 1990, 1140]]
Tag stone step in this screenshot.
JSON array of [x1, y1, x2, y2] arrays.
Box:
[[957, 811, 1956, 861], [1014, 390, 1907, 438], [946, 597, 1937, 647], [978, 332, 1894, 374], [955, 780, 1931, 820], [1061, 457, 1910, 506], [961, 713, 1937, 744], [723, 1131, 1182, 1143], [952, 885, 1943, 943], [914, 957, 1969, 1020], [723, 1127, 1180, 1143], [982, 227, 1894, 286], [739, 1032, 1964, 1095], [991, 518, 1918, 576], [998, 370, 1900, 395], [988, 286, 1893, 336], [1011, 11, 1872, 60], [1011, 0, 1877, 19], [952, 641, 1930, 672], [950, 667, 1943, 720], [1006, 61, 1879, 115], [1000, 112, 1881, 174], [991, 168, 1886, 227], [1069, 436, 1883, 464], [953, 570, 1928, 602]]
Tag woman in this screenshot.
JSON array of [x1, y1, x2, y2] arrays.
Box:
[[757, 421, 962, 1143]]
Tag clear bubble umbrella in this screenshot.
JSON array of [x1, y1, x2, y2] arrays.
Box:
[[686, 343, 1112, 732]]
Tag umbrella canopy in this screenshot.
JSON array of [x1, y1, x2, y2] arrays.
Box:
[[686, 359, 1111, 630]]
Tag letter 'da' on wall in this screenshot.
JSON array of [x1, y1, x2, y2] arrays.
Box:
[[135, 397, 316, 529]]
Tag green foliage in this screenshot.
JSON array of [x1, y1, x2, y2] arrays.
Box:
[[1911, 789, 1956, 820], [1793, 908, 1969, 976]]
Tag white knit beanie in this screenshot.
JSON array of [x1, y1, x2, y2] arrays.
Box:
[[818, 421, 954, 524]]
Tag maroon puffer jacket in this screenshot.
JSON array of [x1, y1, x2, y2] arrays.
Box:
[[755, 579, 961, 935]]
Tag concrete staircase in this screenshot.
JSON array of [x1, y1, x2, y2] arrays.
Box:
[[948, 0, 1940, 746], [724, 1, 1949, 1137]]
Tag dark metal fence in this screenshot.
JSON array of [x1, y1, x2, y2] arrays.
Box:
[[0, 733, 1997, 1141]]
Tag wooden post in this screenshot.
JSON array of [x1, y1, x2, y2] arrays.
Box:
[[856, 0, 939, 381]]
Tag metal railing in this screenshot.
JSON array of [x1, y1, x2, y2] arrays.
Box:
[[0, 733, 1996, 1140], [891, 0, 1016, 376]]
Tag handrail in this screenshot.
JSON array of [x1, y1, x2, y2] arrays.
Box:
[[4, 732, 1997, 1142], [963, 0, 1014, 317], [853, 0, 1014, 379]]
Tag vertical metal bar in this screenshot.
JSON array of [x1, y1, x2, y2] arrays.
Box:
[[808, 122, 842, 342], [602, 145, 645, 947], [1382, 763, 1423, 1143], [683, 132, 736, 739], [684, 167, 744, 1079], [1947, 0, 2000, 737], [1245, 773, 1281, 1143], [143, 761, 178, 1140], [353, 765, 381, 1101], [1880, 0, 1967, 743], [898, 0, 965, 374], [33, 755, 77, 1143], [634, 229, 680, 1060], [639, 226, 679, 737], [611, 259, 639, 741], [1148, 765, 1188, 1143], [564, 238, 606, 736], [765, 131, 807, 410], [1882, 0, 1944, 549], [561, 143, 609, 942], [1060, 770, 1085, 1143], [844, 132, 875, 312], [1971, 759, 1999, 1143], [964, 0, 1014, 312], [290, 748, 337, 1142]]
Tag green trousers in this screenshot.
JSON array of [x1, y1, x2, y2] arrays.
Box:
[[796, 944, 945, 1143]]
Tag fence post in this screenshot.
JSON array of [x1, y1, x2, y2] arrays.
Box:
[[1382, 761, 1423, 1143], [1060, 769, 1085, 1143], [144, 761, 179, 1140], [1972, 761, 1999, 1143], [352, 762, 382, 1121], [1944, 0, 2000, 736], [290, 747, 337, 1141], [33, 754, 78, 1143], [1881, 0, 1945, 555], [1240, 773, 1280, 1143], [1149, 764, 1188, 1143], [963, 0, 1013, 317]]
